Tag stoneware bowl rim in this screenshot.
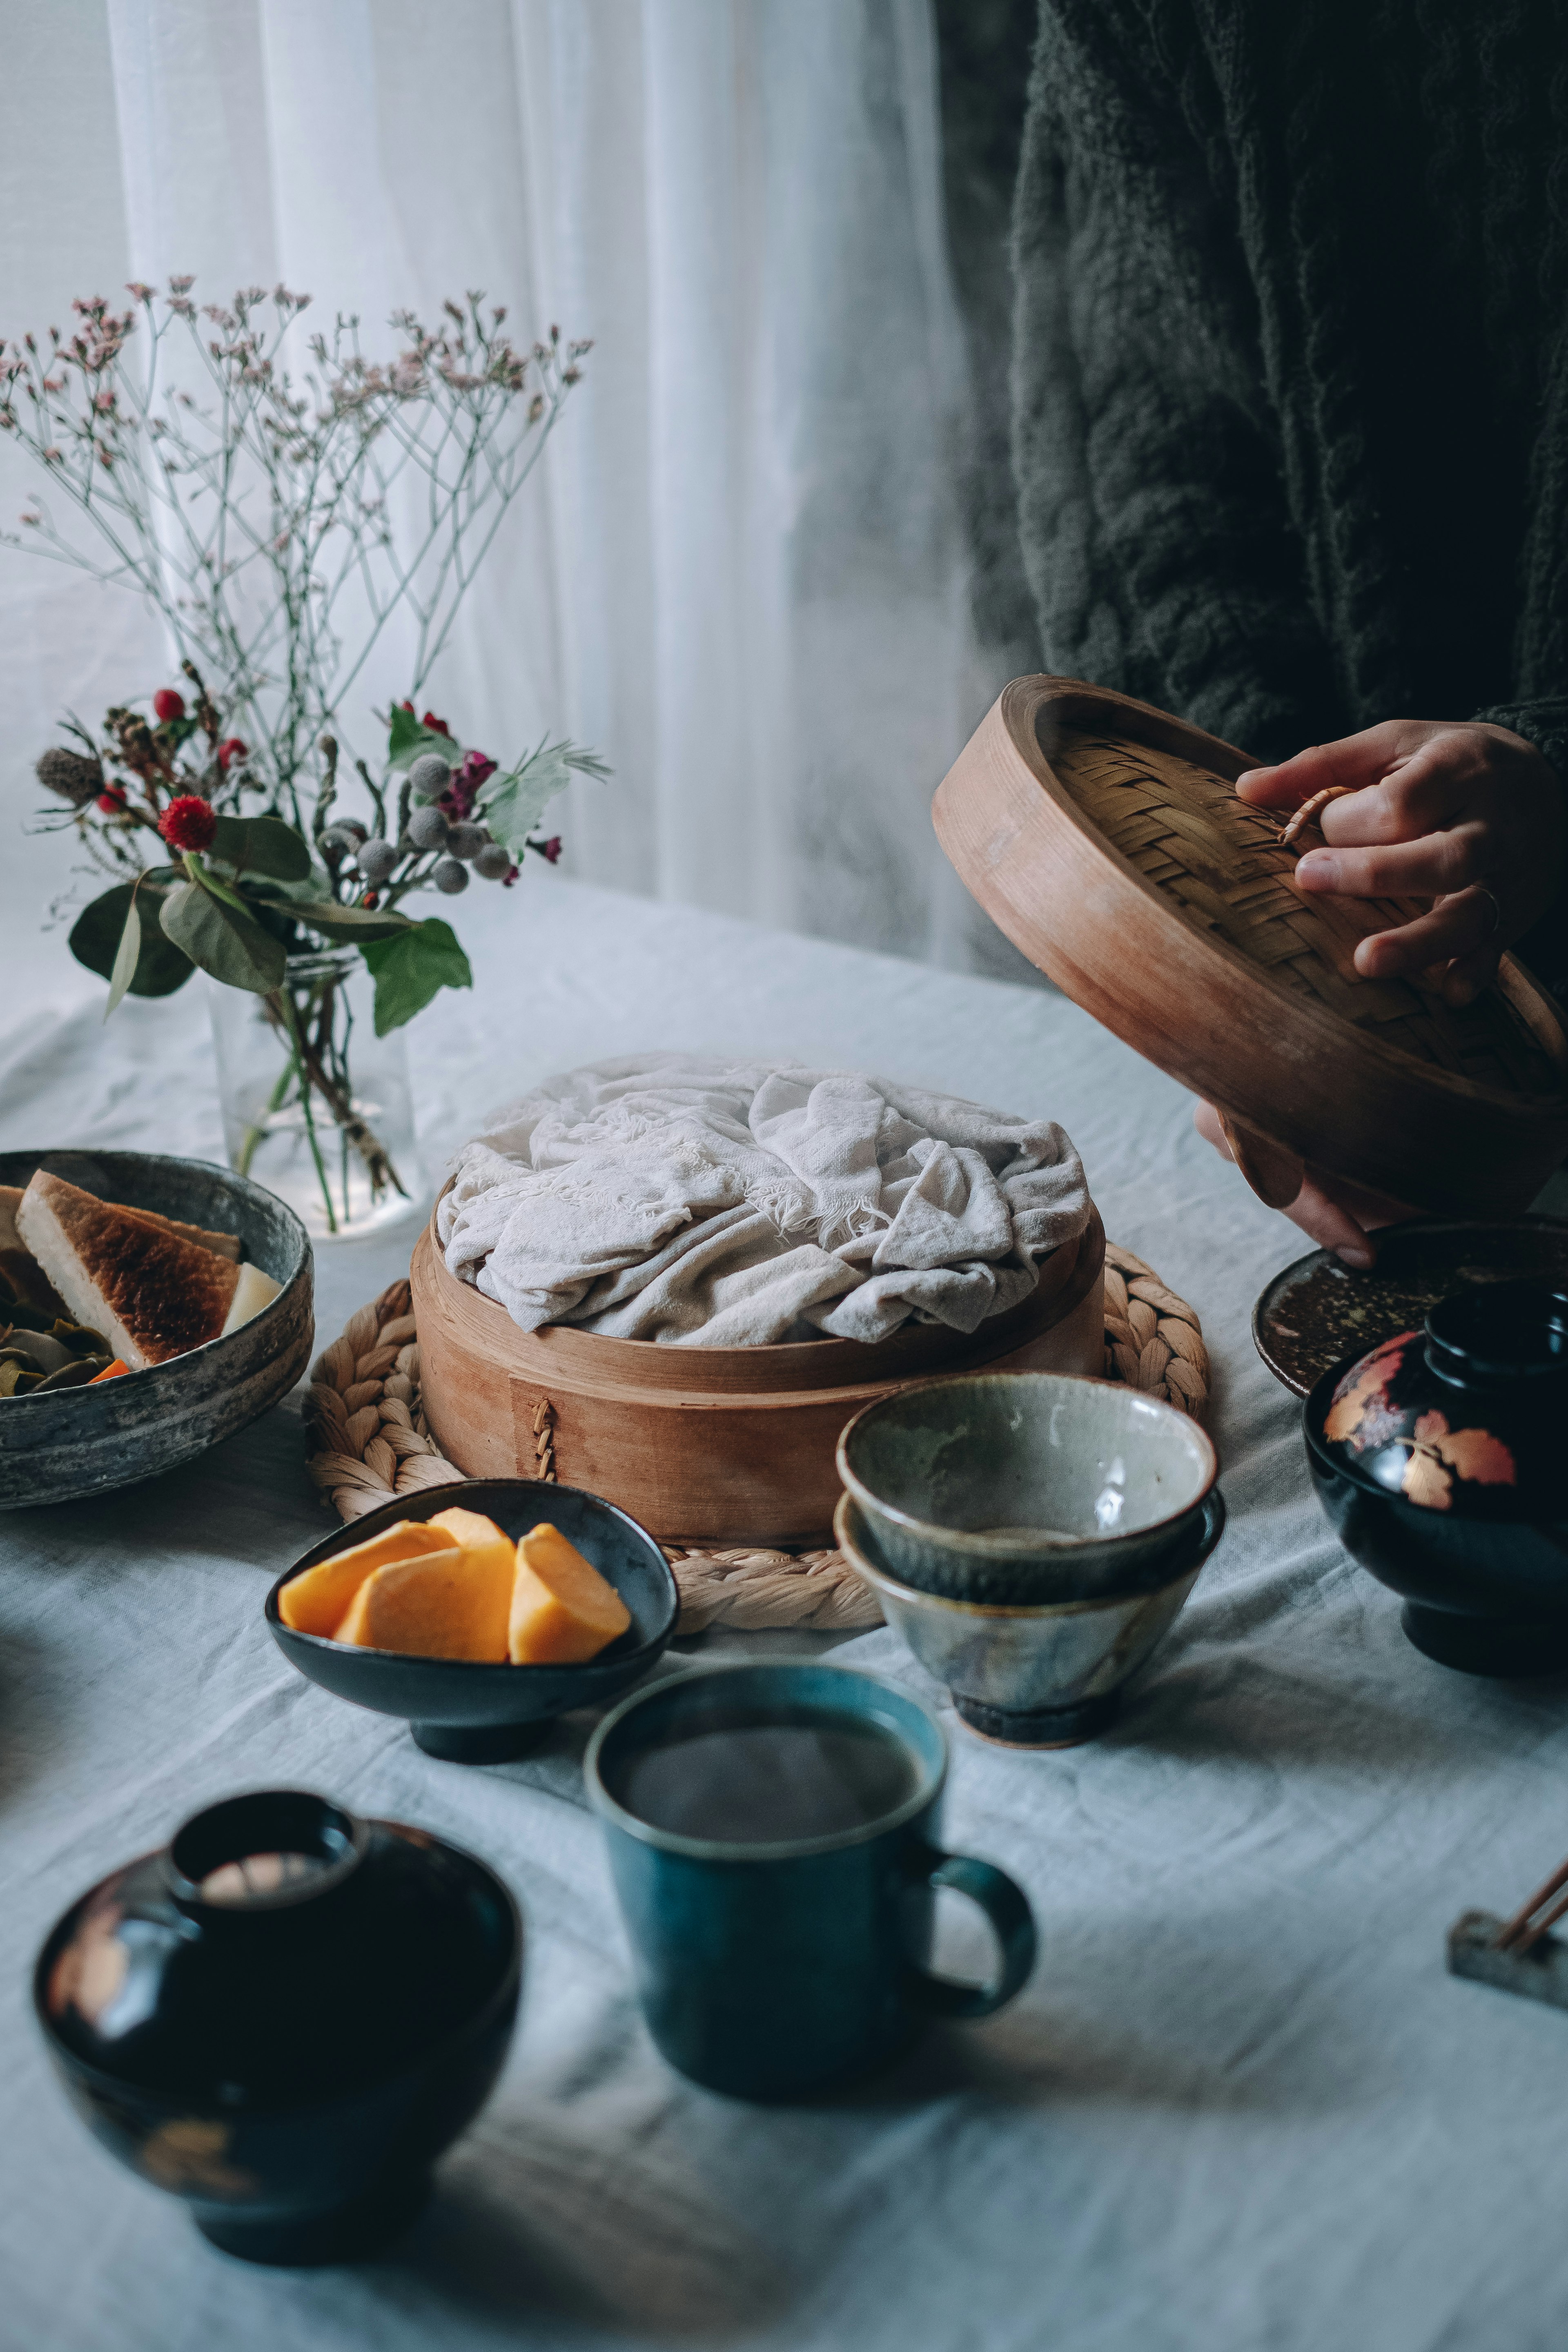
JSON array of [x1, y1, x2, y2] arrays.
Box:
[[835, 1370, 1218, 1556], [0, 1146, 309, 1412], [833, 1490, 1224, 1622], [265, 1477, 678, 1677], [584, 1656, 948, 1865]]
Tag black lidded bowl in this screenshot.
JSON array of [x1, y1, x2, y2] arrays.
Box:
[[0, 1147, 312, 1510], [33, 1787, 521, 2266], [1304, 1278, 1568, 1678], [267, 1478, 679, 1763]]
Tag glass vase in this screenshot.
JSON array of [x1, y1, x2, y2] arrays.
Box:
[[208, 950, 425, 1241]]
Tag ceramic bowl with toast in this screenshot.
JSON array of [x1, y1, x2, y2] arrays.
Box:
[[0, 1148, 311, 1510]]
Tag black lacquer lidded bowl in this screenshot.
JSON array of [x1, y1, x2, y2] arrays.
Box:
[[1304, 1280, 1568, 1677], [34, 1788, 521, 2265]]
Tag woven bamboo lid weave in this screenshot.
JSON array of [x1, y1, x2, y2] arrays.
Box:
[[934, 679, 1568, 1216]]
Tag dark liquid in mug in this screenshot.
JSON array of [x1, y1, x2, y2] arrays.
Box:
[[610, 1705, 921, 1844]]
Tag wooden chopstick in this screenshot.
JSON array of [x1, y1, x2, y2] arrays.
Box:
[[1493, 1853, 1568, 1954]]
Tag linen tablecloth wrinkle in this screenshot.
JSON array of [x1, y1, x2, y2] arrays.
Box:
[[437, 1054, 1091, 1343]]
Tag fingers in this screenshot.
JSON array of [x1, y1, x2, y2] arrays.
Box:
[[1439, 937, 1503, 1008], [1294, 824, 1481, 898], [1195, 1101, 1377, 1266], [1192, 1099, 1233, 1159], [1281, 1174, 1378, 1268], [1234, 721, 1430, 810], [1314, 740, 1468, 845], [1351, 885, 1501, 982]]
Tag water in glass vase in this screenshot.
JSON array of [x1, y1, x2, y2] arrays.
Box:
[[208, 951, 425, 1241]]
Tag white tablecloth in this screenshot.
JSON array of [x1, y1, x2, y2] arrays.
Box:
[[3, 876, 1567, 2352]]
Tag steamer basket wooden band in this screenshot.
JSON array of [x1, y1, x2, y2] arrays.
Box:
[[933, 678, 1568, 1218], [303, 1241, 1208, 1632], [409, 1203, 1110, 1547]]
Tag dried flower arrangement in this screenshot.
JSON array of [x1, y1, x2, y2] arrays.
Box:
[[2, 280, 606, 1234]]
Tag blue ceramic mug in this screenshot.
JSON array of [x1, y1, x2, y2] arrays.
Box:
[[585, 1659, 1036, 2100]]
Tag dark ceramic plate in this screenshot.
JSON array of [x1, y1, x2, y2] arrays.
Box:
[[1252, 1216, 1568, 1397], [0, 1147, 312, 1510], [267, 1478, 679, 1764]]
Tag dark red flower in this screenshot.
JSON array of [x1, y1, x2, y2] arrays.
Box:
[[153, 688, 185, 722], [216, 736, 249, 771], [501, 861, 519, 887], [158, 793, 218, 853], [421, 711, 451, 737], [454, 747, 495, 788], [538, 835, 562, 864], [96, 786, 128, 815]]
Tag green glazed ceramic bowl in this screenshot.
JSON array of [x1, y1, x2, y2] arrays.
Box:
[[836, 1489, 1224, 1747], [836, 1370, 1218, 1605]]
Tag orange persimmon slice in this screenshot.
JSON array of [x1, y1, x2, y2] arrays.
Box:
[[509, 1523, 630, 1665], [278, 1519, 451, 1637]]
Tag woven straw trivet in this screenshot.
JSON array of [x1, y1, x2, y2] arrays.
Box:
[[302, 1242, 1208, 1635]]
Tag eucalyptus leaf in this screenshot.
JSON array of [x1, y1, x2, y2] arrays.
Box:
[[104, 889, 142, 1019], [483, 745, 574, 853], [387, 704, 461, 773], [287, 899, 415, 944], [160, 877, 287, 994], [69, 881, 194, 999], [209, 813, 312, 882], [359, 917, 473, 1035]]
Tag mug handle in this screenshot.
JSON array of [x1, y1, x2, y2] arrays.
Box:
[[905, 1848, 1036, 2020]]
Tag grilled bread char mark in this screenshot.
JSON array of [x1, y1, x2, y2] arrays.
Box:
[[16, 1172, 241, 1369]]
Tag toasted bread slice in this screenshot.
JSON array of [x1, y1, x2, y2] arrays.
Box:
[[121, 1205, 242, 1263], [16, 1172, 241, 1369]]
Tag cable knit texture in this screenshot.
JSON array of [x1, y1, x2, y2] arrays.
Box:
[[1012, 1, 1568, 799]]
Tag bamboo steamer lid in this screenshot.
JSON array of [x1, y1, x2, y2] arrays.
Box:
[[933, 678, 1568, 1216]]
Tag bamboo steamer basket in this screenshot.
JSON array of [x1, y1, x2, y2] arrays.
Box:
[[934, 678, 1568, 1216], [410, 1203, 1107, 1546]]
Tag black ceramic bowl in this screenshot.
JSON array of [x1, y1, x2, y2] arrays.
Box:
[[0, 1147, 312, 1510], [35, 1787, 521, 2265], [1304, 1280, 1568, 1677], [267, 1479, 679, 1762]]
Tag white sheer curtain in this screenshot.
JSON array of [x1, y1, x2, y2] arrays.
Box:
[[0, 0, 986, 1013]]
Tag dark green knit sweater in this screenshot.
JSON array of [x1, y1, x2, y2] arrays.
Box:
[[1011, 0, 1568, 792]]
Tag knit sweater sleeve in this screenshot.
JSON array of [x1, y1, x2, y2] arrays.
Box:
[[1011, 3, 1340, 762], [1474, 697, 1568, 999]]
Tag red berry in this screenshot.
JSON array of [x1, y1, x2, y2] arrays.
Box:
[[158, 793, 218, 853], [153, 688, 185, 722], [96, 787, 128, 815], [216, 736, 249, 771], [361, 889, 379, 909]]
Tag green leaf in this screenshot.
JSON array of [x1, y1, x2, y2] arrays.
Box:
[[287, 899, 415, 943], [208, 813, 312, 882], [387, 704, 461, 773], [483, 744, 575, 853], [160, 877, 287, 994], [359, 917, 473, 1035], [69, 880, 194, 999], [104, 886, 142, 1019]]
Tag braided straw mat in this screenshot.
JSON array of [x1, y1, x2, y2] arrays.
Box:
[[302, 1242, 1208, 1637]]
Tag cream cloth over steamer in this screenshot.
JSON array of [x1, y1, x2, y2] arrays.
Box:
[[437, 1055, 1091, 1346]]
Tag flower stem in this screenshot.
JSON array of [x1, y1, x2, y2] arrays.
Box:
[[273, 988, 338, 1234], [235, 1056, 295, 1178]]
